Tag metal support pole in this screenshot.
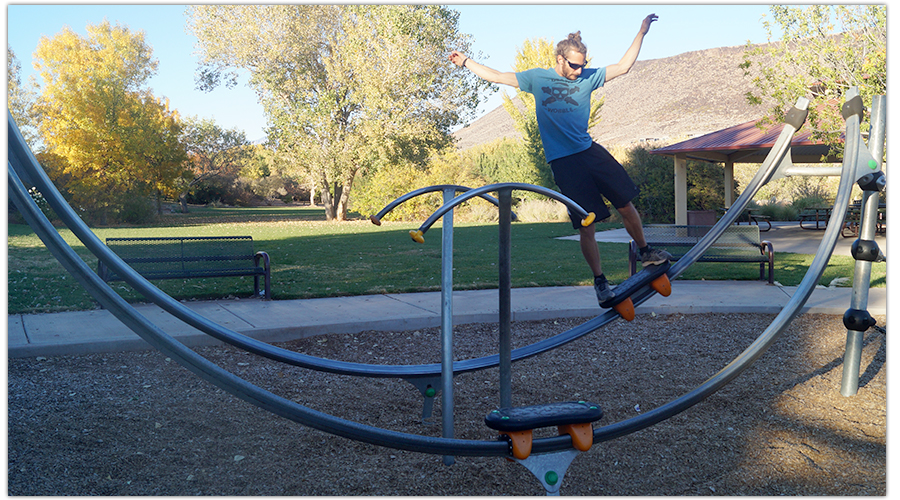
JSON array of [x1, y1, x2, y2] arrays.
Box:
[[498, 188, 513, 409], [440, 187, 456, 465], [841, 94, 886, 397]]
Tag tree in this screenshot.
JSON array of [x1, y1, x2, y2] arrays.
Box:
[[187, 5, 486, 221], [501, 37, 605, 194], [741, 5, 886, 155], [32, 20, 184, 224], [129, 96, 189, 215], [7, 45, 40, 148], [467, 137, 533, 186], [177, 117, 250, 212], [617, 144, 732, 224]]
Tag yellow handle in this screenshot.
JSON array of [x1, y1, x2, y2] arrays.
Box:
[[410, 230, 425, 244], [581, 212, 596, 227]]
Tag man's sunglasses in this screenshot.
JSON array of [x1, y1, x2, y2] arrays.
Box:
[[564, 56, 586, 71]]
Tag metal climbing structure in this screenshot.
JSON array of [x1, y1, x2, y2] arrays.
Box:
[[7, 87, 884, 494]]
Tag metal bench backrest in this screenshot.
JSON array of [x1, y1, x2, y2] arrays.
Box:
[[643, 224, 762, 259], [105, 236, 257, 275]]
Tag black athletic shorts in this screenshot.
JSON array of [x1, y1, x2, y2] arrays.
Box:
[[550, 142, 640, 229]]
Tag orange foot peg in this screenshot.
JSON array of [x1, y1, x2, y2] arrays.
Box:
[[651, 274, 671, 296], [613, 298, 636, 322], [599, 261, 671, 321], [558, 423, 594, 452], [485, 401, 603, 460]]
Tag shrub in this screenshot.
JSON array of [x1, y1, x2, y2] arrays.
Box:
[[616, 143, 735, 223], [352, 151, 489, 222], [687, 161, 730, 211], [513, 199, 569, 223], [459, 202, 500, 223], [734, 163, 842, 206], [616, 145, 676, 223], [114, 193, 156, 224], [791, 195, 831, 212], [758, 202, 799, 221], [465, 137, 555, 199]]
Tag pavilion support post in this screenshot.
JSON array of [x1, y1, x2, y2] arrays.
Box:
[[724, 161, 735, 208], [674, 154, 688, 225]]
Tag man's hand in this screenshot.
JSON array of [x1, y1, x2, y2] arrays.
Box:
[[606, 14, 658, 81], [448, 50, 469, 68], [448, 49, 519, 87], [640, 14, 658, 35]]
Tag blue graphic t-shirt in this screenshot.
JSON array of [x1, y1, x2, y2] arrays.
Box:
[[516, 67, 606, 162]]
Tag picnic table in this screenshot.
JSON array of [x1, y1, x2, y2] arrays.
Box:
[[719, 207, 771, 231], [842, 201, 887, 238], [799, 207, 832, 230]]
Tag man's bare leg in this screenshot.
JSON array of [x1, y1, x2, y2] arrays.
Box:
[[618, 201, 672, 266], [579, 224, 603, 276], [580, 223, 616, 302], [618, 202, 647, 248]]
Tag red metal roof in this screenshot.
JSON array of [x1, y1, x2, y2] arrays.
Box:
[[651, 115, 840, 163]]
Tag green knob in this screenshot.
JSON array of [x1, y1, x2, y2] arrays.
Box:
[[425, 387, 436, 398], [545, 470, 559, 486], [869, 159, 879, 170]]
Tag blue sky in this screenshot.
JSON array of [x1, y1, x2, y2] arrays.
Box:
[[7, 4, 776, 141]]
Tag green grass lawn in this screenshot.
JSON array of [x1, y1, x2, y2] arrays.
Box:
[[7, 205, 885, 314]]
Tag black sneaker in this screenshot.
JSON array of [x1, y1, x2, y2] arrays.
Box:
[[641, 247, 673, 267], [594, 278, 615, 304]]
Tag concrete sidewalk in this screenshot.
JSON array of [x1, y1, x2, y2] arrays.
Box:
[[8, 281, 885, 358]]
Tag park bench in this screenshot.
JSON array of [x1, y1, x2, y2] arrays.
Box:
[[98, 236, 271, 299], [628, 225, 775, 284]]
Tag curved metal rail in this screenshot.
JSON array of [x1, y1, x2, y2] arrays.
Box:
[[8, 160, 507, 457], [409, 182, 595, 243], [7, 89, 860, 457], [587, 90, 861, 445], [7, 122, 610, 381], [369, 184, 515, 225]]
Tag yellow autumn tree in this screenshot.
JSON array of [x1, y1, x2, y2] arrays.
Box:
[[33, 20, 186, 224], [127, 95, 189, 215]]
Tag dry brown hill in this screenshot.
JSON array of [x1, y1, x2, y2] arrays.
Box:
[[452, 43, 777, 151]]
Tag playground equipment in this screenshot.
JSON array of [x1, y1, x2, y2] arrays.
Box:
[[838, 95, 886, 396], [405, 182, 595, 412], [7, 88, 884, 494], [598, 261, 671, 321], [371, 183, 594, 468]]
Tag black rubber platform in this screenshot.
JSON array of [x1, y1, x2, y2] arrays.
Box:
[[484, 401, 603, 432]]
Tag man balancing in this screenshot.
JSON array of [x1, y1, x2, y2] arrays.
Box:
[[449, 13, 672, 305]]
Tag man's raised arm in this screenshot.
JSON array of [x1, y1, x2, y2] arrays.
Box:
[[449, 50, 519, 88], [605, 14, 658, 82]]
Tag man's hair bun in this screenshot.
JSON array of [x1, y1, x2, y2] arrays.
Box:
[[557, 30, 587, 57]]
